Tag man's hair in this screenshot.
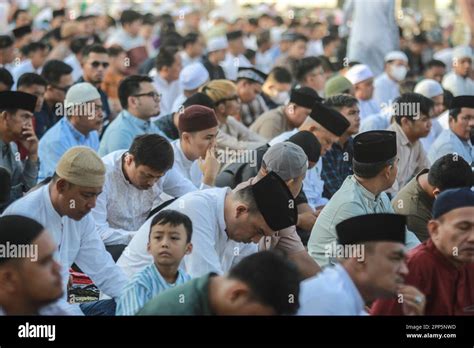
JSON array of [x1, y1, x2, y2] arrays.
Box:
[[295, 56, 322, 82], [155, 46, 179, 71], [41, 60, 73, 85], [22, 42, 48, 56], [393, 92, 434, 125], [268, 66, 292, 84], [443, 88, 454, 110], [107, 45, 125, 57], [160, 32, 183, 49], [0, 68, 13, 89], [233, 186, 259, 214], [353, 157, 396, 179], [322, 35, 339, 48], [228, 251, 300, 315], [129, 134, 174, 172], [82, 44, 108, 59], [449, 107, 463, 121], [256, 30, 271, 47], [13, 9, 28, 21], [426, 59, 446, 69], [120, 10, 142, 25], [324, 94, 358, 110], [17, 72, 47, 89], [149, 210, 193, 243], [182, 33, 199, 48], [70, 37, 90, 55], [428, 154, 473, 190], [118, 75, 153, 109], [292, 33, 308, 43]]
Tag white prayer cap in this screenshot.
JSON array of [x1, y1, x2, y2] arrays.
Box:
[[414, 79, 444, 98], [384, 51, 409, 63], [452, 46, 473, 60], [207, 36, 228, 52], [65, 83, 101, 106], [345, 64, 374, 85], [179, 63, 210, 90]]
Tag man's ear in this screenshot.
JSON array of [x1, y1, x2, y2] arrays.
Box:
[[427, 220, 440, 241], [235, 204, 249, 218], [124, 154, 134, 166], [432, 187, 441, 197], [0, 267, 19, 293], [55, 178, 68, 194], [227, 281, 250, 303], [181, 132, 192, 144], [185, 242, 193, 255]]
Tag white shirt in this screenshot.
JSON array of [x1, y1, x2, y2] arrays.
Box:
[[171, 140, 210, 189], [268, 129, 297, 146], [420, 117, 443, 152], [438, 110, 450, 130], [64, 54, 83, 82], [303, 158, 328, 209], [358, 98, 382, 122], [91, 150, 197, 246], [428, 129, 474, 165], [2, 185, 128, 312], [220, 52, 252, 81], [306, 40, 324, 57], [255, 50, 274, 74], [179, 51, 201, 68], [298, 264, 367, 315], [152, 74, 183, 118], [117, 187, 258, 279], [106, 28, 146, 51], [171, 94, 187, 114], [442, 72, 474, 97], [373, 72, 400, 107], [12, 59, 42, 90]]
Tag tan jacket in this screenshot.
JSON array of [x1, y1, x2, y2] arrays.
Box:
[[249, 106, 292, 140]]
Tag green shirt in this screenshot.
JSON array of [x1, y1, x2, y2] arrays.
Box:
[[392, 169, 433, 242], [138, 273, 215, 315]]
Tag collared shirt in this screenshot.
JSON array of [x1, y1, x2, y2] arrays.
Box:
[[442, 71, 474, 96], [38, 117, 99, 182], [322, 137, 354, 199], [217, 116, 266, 151], [76, 77, 111, 121], [171, 139, 209, 189], [151, 74, 182, 117], [99, 109, 167, 156], [34, 102, 62, 139], [388, 122, 430, 194], [373, 72, 400, 106], [117, 188, 258, 278], [154, 112, 179, 140], [2, 184, 128, 311], [116, 263, 191, 315], [138, 273, 216, 315], [392, 169, 433, 242], [428, 128, 474, 166], [303, 158, 328, 209], [371, 239, 474, 315], [91, 150, 197, 246], [308, 175, 420, 268], [298, 264, 367, 315], [0, 138, 38, 209], [240, 95, 269, 128], [357, 98, 382, 122], [250, 106, 292, 141]]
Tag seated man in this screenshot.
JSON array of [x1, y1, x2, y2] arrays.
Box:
[[117, 171, 297, 278], [3, 147, 128, 315], [0, 215, 64, 315], [308, 130, 420, 268], [116, 210, 192, 315], [372, 188, 474, 315], [298, 214, 425, 316], [236, 67, 267, 127], [0, 167, 10, 204], [138, 251, 300, 315], [392, 154, 473, 241]]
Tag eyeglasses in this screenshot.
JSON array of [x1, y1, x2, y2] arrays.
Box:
[[132, 91, 162, 100], [91, 61, 110, 69], [51, 84, 71, 93]]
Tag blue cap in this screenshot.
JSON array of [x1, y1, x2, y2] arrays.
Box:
[[432, 187, 474, 219]]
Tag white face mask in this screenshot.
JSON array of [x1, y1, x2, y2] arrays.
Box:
[[271, 91, 290, 105], [390, 64, 408, 82]]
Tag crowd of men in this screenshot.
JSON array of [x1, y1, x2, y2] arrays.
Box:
[[0, 1, 473, 316]]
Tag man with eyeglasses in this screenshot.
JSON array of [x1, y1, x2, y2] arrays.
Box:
[[99, 75, 168, 156], [0, 91, 38, 211], [76, 44, 111, 125]]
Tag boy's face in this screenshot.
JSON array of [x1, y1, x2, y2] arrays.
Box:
[[147, 222, 192, 267]]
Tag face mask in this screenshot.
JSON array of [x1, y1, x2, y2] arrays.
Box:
[[390, 65, 408, 82], [271, 91, 290, 105]]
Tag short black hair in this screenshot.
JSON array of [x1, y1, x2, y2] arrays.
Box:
[[129, 134, 174, 172], [293, 33, 308, 43], [295, 56, 322, 82], [182, 33, 199, 48], [13, 9, 28, 21], [70, 37, 90, 54], [353, 157, 396, 179], [428, 154, 473, 190], [118, 75, 153, 109], [426, 59, 446, 69], [22, 41, 48, 56], [256, 30, 271, 47], [228, 251, 300, 315], [449, 107, 463, 121], [160, 32, 183, 49], [268, 66, 292, 84], [142, 13, 157, 26], [155, 46, 179, 71], [393, 92, 434, 125], [324, 94, 358, 109], [82, 44, 108, 59], [120, 10, 142, 25], [149, 210, 193, 243], [17, 73, 47, 89], [322, 35, 339, 48], [0, 68, 13, 89], [443, 88, 454, 110], [41, 60, 73, 85], [108, 45, 125, 57]]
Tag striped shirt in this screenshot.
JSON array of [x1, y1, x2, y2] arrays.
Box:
[[116, 263, 191, 315]]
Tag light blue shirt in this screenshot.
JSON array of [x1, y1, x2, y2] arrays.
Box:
[[38, 117, 99, 182], [373, 72, 400, 107], [428, 129, 474, 165], [298, 264, 367, 315], [116, 263, 191, 315], [99, 110, 167, 156]]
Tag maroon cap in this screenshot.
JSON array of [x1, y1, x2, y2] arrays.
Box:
[[178, 105, 218, 133]]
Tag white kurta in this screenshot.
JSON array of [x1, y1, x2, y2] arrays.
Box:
[[91, 150, 197, 246], [117, 187, 258, 279], [298, 264, 367, 315], [420, 117, 443, 152], [442, 72, 474, 97], [428, 129, 474, 165], [303, 158, 329, 209], [358, 98, 382, 122], [2, 184, 128, 312], [151, 74, 183, 118], [373, 72, 400, 107]]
